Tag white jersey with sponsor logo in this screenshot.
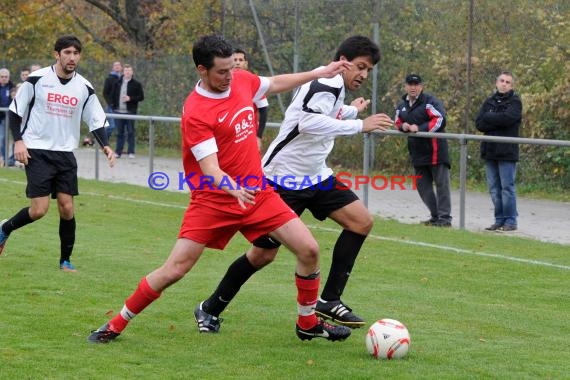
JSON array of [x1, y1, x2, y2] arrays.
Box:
[[9, 66, 107, 152], [262, 72, 363, 190]]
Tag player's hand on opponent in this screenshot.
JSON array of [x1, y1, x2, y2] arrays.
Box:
[[351, 97, 371, 113], [103, 146, 116, 167], [231, 187, 259, 209], [315, 60, 353, 78], [14, 140, 31, 166], [362, 113, 394, 133]]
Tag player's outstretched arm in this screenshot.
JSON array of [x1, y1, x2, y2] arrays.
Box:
[[266, 60, 352, 95], [362, 113, 395, 133]]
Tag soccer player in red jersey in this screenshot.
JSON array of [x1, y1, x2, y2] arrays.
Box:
[[196, 35, 393, 334], [232, 48, 269, 151], [88, 35, 353, 343]]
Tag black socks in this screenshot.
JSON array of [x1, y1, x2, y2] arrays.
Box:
[[320, 229, 367, 301], [2, 207, 34, 235], [59, 217, 76, 264], [202, 254, 258, 316]]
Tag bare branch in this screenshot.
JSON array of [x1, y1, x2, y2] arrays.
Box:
[[75, 16, 118, 55], [148, 15, 170, 37], [81, 0, 135, 42], [62, 2, 118, 54]]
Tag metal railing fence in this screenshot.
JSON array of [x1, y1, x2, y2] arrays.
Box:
[[2, 109, 569, 230], [365, 130, 570, 229]]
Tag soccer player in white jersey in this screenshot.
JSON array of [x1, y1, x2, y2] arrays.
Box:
[[0, 35, 116, 270], [196, 35, 394, 333]]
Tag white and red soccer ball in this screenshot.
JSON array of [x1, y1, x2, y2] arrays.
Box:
[[365, 318, 411, 359]]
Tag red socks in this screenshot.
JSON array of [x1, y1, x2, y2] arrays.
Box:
[[107, 275, 319, 333], [295, 273, 320, 330], [109, 277, 161, 333]]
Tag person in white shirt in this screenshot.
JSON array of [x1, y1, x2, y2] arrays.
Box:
[[0, 35, 116, 271], [195, 35, 393, 333]]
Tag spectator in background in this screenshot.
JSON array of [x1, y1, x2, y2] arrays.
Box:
[[9, 84, 21, 101], [4, 67, 32, 166], [19, 67, 30, 83], [30, 63, 41, 73], [9, 84, 22, 105], [395, 74, 452, 227], [111, 64, 144, 159], [0, 68, 15, 167], [233, 48, 269, 151], [475, 71, 522, 232], [103, 61, 122, 140], [7, 82, 24, 167]]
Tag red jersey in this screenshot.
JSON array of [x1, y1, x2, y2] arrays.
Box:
[[181, 69, 270, 205], [234, 68, 268, 134]]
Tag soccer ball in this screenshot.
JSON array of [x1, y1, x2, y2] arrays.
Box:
[[365, 318, 410, 359]]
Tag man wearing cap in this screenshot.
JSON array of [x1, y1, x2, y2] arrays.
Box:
[[395, 74, 452, 227]]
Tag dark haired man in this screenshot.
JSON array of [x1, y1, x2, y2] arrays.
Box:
[[0, 35, 116, 270], [19, 67, 30, 83], [195, 35, 393, 336], [88, 34, 354, 344]]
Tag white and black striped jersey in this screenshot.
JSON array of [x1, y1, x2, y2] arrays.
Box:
[[262, 73, 362, 189], [9, 66, 108, 152]]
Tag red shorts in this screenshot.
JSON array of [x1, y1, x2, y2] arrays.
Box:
[[178, 189, 297, 250]]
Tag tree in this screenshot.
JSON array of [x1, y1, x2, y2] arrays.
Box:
[[0, 0, 567, 189], [64, 0, 182, 57], [0, 1, 74, 62], [50, 0, 221, 58]]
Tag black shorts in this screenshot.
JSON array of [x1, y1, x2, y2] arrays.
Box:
[[253, 176, 359, 248], [25, 149, 79, 199]]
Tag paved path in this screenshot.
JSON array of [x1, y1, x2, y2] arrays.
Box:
[[75, 148, 570, 246]]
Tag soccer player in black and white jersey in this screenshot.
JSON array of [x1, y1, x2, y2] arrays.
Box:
[[195, 36, 393, 334], [0, 35, 116, 271]]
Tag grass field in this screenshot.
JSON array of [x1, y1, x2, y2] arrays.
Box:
[[0, 168, 569, 380]]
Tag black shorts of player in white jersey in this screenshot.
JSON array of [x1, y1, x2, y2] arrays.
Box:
[[24, 149, 79, 199], [252, 176, 359, 249]]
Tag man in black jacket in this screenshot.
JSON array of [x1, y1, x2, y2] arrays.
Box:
[[475, 71, 522, 232], [395, 74, 452, 227], [0, 68, 14, 166], [102, 61, 122, 140], [111, 64, 144, 158]]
